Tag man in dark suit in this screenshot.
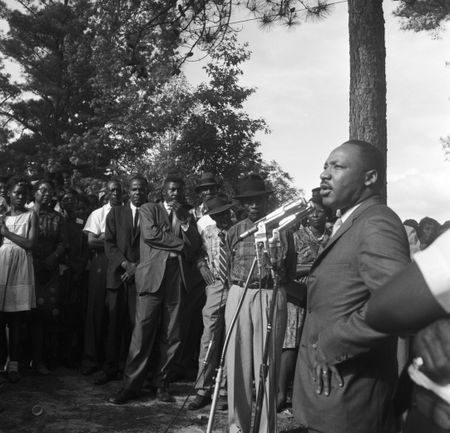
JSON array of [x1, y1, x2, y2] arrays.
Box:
[[292, 140, 410, 433], [108, 170, 202, 404], [95, 174, 148, 385]]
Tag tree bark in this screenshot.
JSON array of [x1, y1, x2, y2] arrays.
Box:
[[348, 0, 387, 196]]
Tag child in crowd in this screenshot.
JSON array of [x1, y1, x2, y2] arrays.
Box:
[[0, 177, 38, 382]]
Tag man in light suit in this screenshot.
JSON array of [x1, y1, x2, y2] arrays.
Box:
[[108, 170, 201, 404], [96, 174, 148, 385], [292, 140, 410, 433]]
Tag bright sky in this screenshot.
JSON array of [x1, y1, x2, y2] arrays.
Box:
[[184, 2, 450, 224]]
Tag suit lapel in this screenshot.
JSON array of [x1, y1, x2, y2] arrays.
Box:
[[312, 195, 384, 269], [159, 202, 171, 227], [124, 204, 134, 241]]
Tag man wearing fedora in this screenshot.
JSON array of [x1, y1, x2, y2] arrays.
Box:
[[225, 173, 295, 433], [108, 170, 202, 404], [188, 193, 234, 411], [191, 172, 220, 222]]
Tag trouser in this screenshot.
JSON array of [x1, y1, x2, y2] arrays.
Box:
[[123, 259, 183, 391], [195, 280, 228, 395], [82, 252, 107, 369], [225, 284, 287, 433], [103, 281, 136, 375], [175, 277, 205, 379]]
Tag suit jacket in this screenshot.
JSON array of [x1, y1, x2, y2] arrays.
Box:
[[134, 202, 202, 295], [105, 204, 140, 289], [293, 195, 410, 433]]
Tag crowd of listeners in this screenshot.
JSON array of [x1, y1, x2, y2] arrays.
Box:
[[0, 164, 449, 432]]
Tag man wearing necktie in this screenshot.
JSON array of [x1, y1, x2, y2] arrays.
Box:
[[99, 175, 148, 385], [108, 169, 201, 404], [292, 140, 410, 433]]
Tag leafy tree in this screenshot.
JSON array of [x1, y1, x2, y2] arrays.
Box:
[[115, 35, 271, 203], [0, 0, 179, 176], [394, 0, 450, 32], [259, 160, 304, 208], [0, 2, 274, 192], [393, 1, 450, 159], [442, 136, 450, 160]]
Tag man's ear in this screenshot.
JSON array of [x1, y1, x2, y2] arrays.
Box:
[[364, 169, 378, 187]]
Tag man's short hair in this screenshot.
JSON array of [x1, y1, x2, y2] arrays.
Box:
[[128, 174, 148, 188], [107, 178, 122, 188], [7, 175, 30, 193], [343, 139, 386, 189]]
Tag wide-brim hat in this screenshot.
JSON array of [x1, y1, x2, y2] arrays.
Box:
[[205, 194, 234, 216], [233, 174, 272, 199], [194, 172, 220, 192]]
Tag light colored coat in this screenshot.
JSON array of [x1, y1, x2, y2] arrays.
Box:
[[293, 195, 410, 433]]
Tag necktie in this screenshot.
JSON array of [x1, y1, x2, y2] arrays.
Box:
[[133, 208, 139, 235], [331, 212, 343, 238], [169, 210, 179, 235], [217, 231, 228, 285]]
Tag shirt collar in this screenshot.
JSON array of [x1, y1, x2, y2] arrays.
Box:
[[338, 202, 362, 224]]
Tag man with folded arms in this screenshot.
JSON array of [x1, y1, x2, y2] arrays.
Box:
[[188, 193, 234, 411], [108, 170, 201, 404]]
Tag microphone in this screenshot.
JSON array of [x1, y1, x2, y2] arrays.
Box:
[[238, 198, 314, 241]]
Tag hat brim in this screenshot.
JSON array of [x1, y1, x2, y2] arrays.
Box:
[[233, 190, 272, 199], [194, 182, 220, 193], [206, 203, 234, 216]]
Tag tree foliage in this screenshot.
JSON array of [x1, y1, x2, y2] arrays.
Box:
[[394, 0, 450, 33], [115, 35, 271, 202], [0, 1, 292, 201], [0, 0, 183, 176]]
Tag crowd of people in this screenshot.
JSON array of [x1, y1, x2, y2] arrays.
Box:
[[1, 139, 450, 433]]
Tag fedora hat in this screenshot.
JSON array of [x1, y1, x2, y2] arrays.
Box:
[[205, 193, 234, 216], [233, 174, 272, 199], [194, 172, 220, 193]]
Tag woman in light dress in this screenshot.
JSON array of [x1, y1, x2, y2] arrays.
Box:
[[0, 177, 38, 382]]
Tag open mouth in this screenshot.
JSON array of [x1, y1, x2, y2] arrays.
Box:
[[320, 184, 332, 195]]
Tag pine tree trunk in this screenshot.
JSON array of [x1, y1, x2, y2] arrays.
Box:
[[348, 0, 387, 196]]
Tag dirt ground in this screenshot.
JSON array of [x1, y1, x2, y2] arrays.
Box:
[[0, 368, 303, 433]]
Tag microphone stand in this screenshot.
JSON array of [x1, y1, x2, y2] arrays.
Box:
[[251, 229, 283, 433], [206, 256, 258, 433], [206, 199, 314, 433]]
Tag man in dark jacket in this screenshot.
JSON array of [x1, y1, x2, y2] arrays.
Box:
[[292, 140, 410, 433], [108, 170, 201, 404], [96, 174, 148, 385]]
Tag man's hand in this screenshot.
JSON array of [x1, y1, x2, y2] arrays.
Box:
[[414, 318, 450, 385], [199, 264, 215, 285], [312, 345, 344, 396], [171, 202, 190, 224], [0, 215, 8, 236], [121, 261, 137, 282], [414, 386, 450, 430]]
